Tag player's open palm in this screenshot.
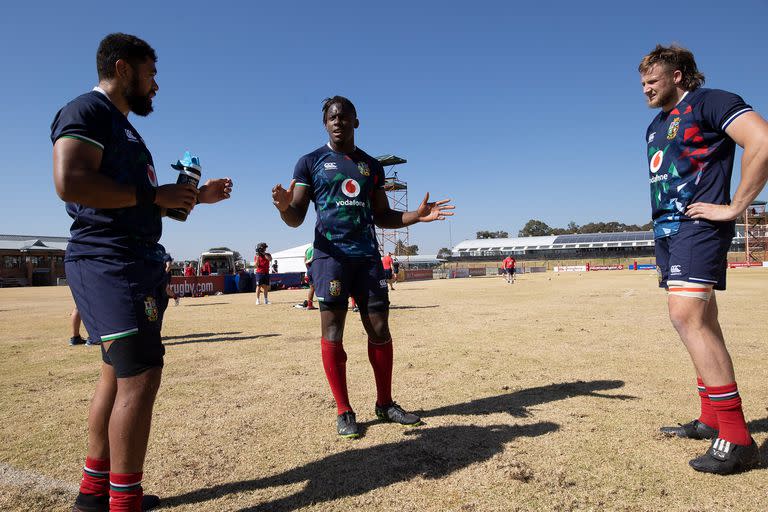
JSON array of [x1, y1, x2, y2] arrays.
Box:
[[416, 192, 454, 222], [198, 178, 233, 204], [272, 179, 296, 212]]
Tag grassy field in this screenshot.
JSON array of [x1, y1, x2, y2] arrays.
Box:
[[1, 270, 767, 511]]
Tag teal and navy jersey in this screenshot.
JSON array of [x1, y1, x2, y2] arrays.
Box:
[[50, 89, 165, 261], [646, 87, 751, 239], [293, 144, 385, 259]]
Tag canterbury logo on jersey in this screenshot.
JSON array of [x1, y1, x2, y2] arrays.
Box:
[[125, 129, 139, 142]]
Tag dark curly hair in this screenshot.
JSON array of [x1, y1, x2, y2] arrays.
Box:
[[322, 96, 356, 123], [638, 44, 705, 91], [97, 33, 157, 80]]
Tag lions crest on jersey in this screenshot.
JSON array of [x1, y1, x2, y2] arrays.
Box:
[[144, 296, 158, 322], [667, 117, 681, 140]]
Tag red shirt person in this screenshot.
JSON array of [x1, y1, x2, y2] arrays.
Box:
[[502, 256, 516, 284], [254, 242, 272, 304], [381, 252, 395, 290]]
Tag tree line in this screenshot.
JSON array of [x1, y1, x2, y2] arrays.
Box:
[[475, 219, 653, 239]]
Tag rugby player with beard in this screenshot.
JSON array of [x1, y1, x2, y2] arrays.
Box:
[[52, 33, 232, 510], [640, 44, 768, 474]]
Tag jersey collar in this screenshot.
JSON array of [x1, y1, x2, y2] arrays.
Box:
[[326, 142, 357, 153]]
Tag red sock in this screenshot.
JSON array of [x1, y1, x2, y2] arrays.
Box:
[[368, 339, 393, 407], [321, 338, 351, 415], [109, 472, 143, 512], [79, 457, 109, 496], [696, 377, 718, 429], [708, 382, 751, 445]]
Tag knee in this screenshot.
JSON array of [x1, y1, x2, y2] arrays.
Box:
[[668, 305, 703, 334], [324, 326, 343, 341], [117, 371, 162, 405]]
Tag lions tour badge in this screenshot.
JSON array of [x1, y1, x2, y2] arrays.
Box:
[[357, 162, 370, 176], [329, 280, 342, 297], [144, 296, 158, 322], [667, 117, 680, 140]]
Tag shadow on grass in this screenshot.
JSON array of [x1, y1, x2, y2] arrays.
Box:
[[747, 416, 768, 435], [164, 334, 279, 347], [183, 302, 229, 307], [159, 422, 559, 511], [759, 437, 768, 467], [163, 332, 241, 341], [421, 380, 636, 419], [159, 380, 631, 510]]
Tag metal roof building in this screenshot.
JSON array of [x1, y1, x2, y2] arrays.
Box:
[[451, 230, 746, 260]]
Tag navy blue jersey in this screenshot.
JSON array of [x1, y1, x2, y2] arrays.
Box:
[[293, 144, 385, 259], [646, 88, 751, 238], [50, 89, 164, 261]]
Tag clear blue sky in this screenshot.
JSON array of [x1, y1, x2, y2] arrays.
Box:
[[2, 1, 767, 261]]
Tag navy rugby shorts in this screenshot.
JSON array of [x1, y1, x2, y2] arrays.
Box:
[[312, 255, 389, 308], [655, 220, 734, 291], [66, 257, 167, 377]]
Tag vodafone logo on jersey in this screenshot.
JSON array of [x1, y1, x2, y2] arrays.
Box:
[[341, 178, 361, 198], [649, 150, 664, 174]]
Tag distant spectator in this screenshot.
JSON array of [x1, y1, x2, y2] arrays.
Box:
[[502, 255, 516, 284], [392, 256, 400, 285], [382, 252, 395, 290], [201, 260, 212, 275], [272, 260, 279, 274], [184, 263, 194, 276], [164, 255, 180, 306], [254, 242, 272, 305]]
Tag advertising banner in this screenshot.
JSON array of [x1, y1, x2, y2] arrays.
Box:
[[589, 264, 624, 271], [728, 262, 764, 268], [450, 268, 470, 278], [269, 272, 304, 289], [404, 269, 434, 281], [553, 265, 587, 272], [170, 275, 225, 296]]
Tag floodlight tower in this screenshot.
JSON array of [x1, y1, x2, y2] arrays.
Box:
[[743, 200, 767, 263], [375, 154, 409, 260]]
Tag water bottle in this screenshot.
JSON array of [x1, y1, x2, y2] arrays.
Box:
[[167, 151, 202, 222]]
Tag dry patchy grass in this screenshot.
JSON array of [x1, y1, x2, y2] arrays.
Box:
[[1, 270, 767, 511]]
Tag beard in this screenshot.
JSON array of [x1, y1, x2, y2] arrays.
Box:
[[125, 76, 153, 116], [647, 87, 675, 109]]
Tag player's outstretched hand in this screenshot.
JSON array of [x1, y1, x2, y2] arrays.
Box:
[[155, 183, 198, 211], [685, 202, 739, 222], [272, 179, 296, 212], [198, 178, 233, 204], [416, 192, 454, 223]]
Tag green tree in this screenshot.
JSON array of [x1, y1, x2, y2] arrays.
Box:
[[476, 230, 509, 239], [394, 240, 419, 256], [518, 219, 553, 237], [436, 247, 452, 259]]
